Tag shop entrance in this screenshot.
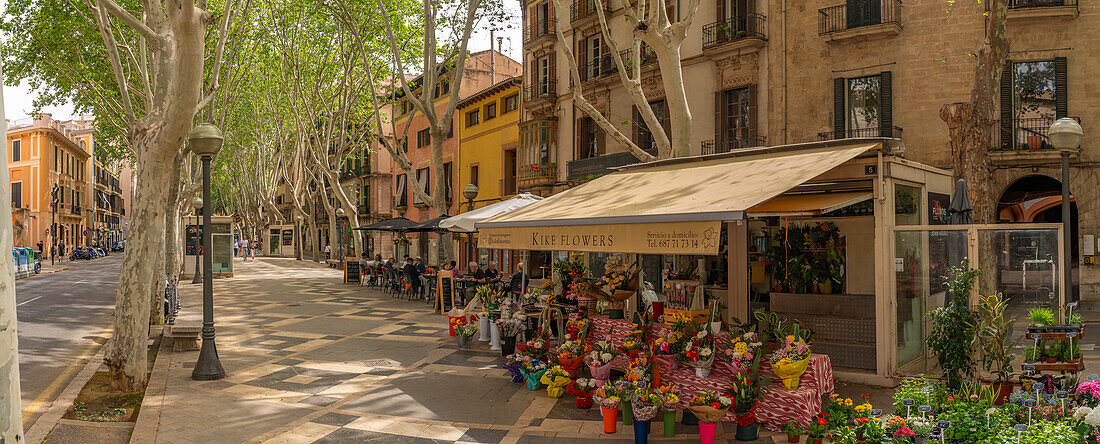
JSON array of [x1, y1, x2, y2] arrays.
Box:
[[996, 175, 1078, 301]]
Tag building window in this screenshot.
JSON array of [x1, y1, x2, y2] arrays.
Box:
[[470, 165, 479, 188], [11, 140, 20, 162], [414, 167, 430, 204], [395, 174, 408, 207], [847, 75, 881, 132], [11, 182, 21, 208], [485, 103, 497, 120], [443, 162, 453, 203], [635, 99, 668, 155], [831, 72, 893, 139], [577, 117, 601, 159], [417, 128, 431, 148], [466, 110, 480, 127], [503, 94, 519, 113], [1007, 59, 1066, 150], [586, 35, 603, 80], [537, 56, 551, 93]]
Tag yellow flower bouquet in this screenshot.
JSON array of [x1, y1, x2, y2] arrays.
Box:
[[769, 336, 811, 389], [540, 365, 572, 398]]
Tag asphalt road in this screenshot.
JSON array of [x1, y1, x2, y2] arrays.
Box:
[[16, 253, 122, 429]]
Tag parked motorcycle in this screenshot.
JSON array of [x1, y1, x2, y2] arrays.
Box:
[[69, 248, 92, 261]]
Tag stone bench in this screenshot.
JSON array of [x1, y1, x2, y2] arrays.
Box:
[[168, 324, 202, 351]]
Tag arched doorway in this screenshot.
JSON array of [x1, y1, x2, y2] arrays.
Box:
[[997, 174, 1078, 302]]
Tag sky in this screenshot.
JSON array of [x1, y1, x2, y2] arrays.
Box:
[[0, 4, 522, 122]]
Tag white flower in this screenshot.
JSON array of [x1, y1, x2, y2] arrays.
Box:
[[1074, 406, 1092, 419], [601, 353, 612, 362], [718, 396, 731, 405], [1086, 409, 1100, 427]]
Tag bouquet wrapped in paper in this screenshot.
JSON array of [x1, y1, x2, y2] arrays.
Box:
[[566, 378, 599, 409], [688, 390, 732, 424], [625, 353, 654, 387], [716, 331, 762, 374], [769, 336, 812, 389], [657, 384, 680, 412], [585, 339, 619, 381], [517, 338, 549, 361], [557, 337, 587, 377], [540, 365, 572, 398], [630, 388, 664, 421], [520, 359, 548, 391], [503, 354, 525, 383], [593, 383, 625, 409], [680, 330, 716, 377]]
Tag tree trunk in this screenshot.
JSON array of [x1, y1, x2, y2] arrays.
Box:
[[107, 148, 173, 391], [157, 161, 184, 325], [655, 42, 691, 158], [0, 81, 25, 443], [307, 218, 319, 262]]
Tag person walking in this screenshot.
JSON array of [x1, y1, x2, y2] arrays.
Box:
[[233, 239, 239, 257], [239, 238, 249, 260], [324, 244, 332, 260], [58, 241, 66, 263]]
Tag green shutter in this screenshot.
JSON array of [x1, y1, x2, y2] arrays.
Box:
[[834, 77, 846, 137], [1054, 57, 1068, 119], [879, 71, 893, 137], [1000, 62, 1014, 150]]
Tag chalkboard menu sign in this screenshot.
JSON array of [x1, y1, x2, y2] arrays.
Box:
[[437, 270, 455, 314], [344, 259, 361, 284], [282, 230, 293, 246], [185, 225, 201, 255]]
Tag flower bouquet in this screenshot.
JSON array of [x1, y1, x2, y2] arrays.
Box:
[[585, 340, 619, 381], [594, 383, 625, 434], [503, 353, 525, 383], [769, 336, 812, 389], [656, 384, 680, 438], [447, 313, 467, 336], [564, 317, 589, 343], [517, 338, 549, 361], [728, 372, 762, 440], [716, 331, 761, 375], [680, 330, 715, 378], [557, 337, 587, 378], [689, 390, 732, 444], [496, 319, 522, 356], [519, 359, 548, 391], [540, 365, 572, 398], [653, 330, 684, 373], [626, 353, 655, 388], [454, 323, 478, 349], [567, 378, 599, 409], [630, 388, 664, 443], [620, 338, 646, 359]]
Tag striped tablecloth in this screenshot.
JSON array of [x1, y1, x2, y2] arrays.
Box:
[[573, 315, 834, 428]]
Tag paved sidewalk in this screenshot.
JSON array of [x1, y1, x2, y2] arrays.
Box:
[[137, 258, 758, 444]]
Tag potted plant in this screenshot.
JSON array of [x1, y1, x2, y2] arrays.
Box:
[[781, 420, 804, 443], [1023, 345, 1040, 363], [925, 263, 980, 389], [1047, 340, 1065, 363], [1028, 306, 1055, 332], [729, 354, 763, 441], [975, 292, 1019, 404], [1064, 340, 1081, 363], [454, 323, 478, 349], [567, 378, 598, 408], [806, 414, 829, 444]]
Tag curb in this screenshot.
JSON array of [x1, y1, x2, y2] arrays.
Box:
[[129, 327, 174, 444], [23, 345, 106, 443]]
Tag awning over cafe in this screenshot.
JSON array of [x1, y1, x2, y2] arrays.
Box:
[[476, 142, 880, 255], [747, 191, 873, 217]]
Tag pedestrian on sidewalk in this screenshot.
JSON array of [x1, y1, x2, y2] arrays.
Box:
[[233, 240, 239, 257], [59, 241, 66, 262], [324, 244, 331, 260], [240, 238, 249, 260], [36, 241, 43, 258]]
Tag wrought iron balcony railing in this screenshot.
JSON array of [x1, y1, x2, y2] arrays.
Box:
[[819, 0, 901, 35], [817, 126, 903, 140], [702, 13, 767, 49], [524, 19, 556, 43], [524, 80, 557, 102], [699, 136, 767, 155]]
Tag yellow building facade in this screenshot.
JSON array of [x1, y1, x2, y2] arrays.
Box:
[[7, 115, 91, 255], [456, 77, 523, 268]]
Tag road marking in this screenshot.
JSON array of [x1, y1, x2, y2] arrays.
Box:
[[16, 295, 45, 306], [21, 325, 113, 423]]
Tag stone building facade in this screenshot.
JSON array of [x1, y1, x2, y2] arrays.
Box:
[[521, 0, 1100, 299]]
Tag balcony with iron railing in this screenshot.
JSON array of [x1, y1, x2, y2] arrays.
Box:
[[524, 19, 556, 45], [702, 13, 767, 50], [699, 136, 767, 155], [994, 116, 1081, 151], [620, 46, 658, 71], [1008, 0, 1079, 18], [1010, 0, 1077, 8], [567, 152, 641, 180], [518, 163, 558, 187], [577, 53, 618, 83], [818, 126, 902, 140], [819, 0, 902, 39], [70, 205, 81, 216], [524, 80, 557, 103], [570, 0, 612, 22]]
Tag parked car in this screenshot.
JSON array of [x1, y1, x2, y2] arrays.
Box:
[[112, 241, 125, 252]]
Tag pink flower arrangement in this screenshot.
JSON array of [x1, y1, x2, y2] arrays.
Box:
[[1078, 381, 1100, 405], [893, 427, 915, 438]]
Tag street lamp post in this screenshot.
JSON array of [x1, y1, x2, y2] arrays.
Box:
[[461, 184, 479, 264], [189, 123, 226, 381], [1049, 117, 1083, 305], [336, 207, 346, 263], [191, 197, 204, 285], [50, 185, 58, 265]]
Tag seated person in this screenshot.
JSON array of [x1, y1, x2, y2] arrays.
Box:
[[483, 261, 501, 284], [402, 258, 422, 295], [414, 257, 427, 274]]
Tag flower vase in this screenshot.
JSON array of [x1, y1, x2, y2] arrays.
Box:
[[456, 335, 470, 349], [735, 422, 758, 441], [681, 409, 699, 426], [478, 316, 490, 342], [621, 399, 634, 426], [698, 422, 717, 444], [662, 410, 676, 437], [489, 322, 501, 351], [695, 364, 711, 378], [602, 407, 619, 433], [811, 438, 823, 444], [501, 336, 517, 356], [633, 419, 650, 444]]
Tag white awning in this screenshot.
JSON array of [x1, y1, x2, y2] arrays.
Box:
[[438, 193, 544, 233]]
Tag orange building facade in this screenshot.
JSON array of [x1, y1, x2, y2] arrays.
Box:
[[7, 114, 92, 256]]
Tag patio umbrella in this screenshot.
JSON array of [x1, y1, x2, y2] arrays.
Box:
[[401, 215, 451, 233], [355, 217, 418, 232], [946, 179, 974, 225], [440, 193, 544, 233]]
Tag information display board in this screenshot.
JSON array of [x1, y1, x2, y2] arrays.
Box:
[[344, 259, 361, 284], [436, 269, 454, 314]]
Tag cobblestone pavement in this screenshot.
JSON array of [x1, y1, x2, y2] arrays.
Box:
[[143, 258, 768, 443]]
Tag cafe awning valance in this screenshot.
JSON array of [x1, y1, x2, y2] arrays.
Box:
[[747, 191, 873, 217], [476, 142, 880, 255]]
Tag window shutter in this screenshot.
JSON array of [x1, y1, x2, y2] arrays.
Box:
[[717, 0, 725, 22], [999, 62, 1013, 150], [1054, 57, 1068, 119], [879, 71, 893, 137], [661, 100, 671, 140], [747, 85, 759, 142], [834, 77, 846, 137], [715, 91, 726, 143], [576, 117, 586, 159], [577, 37, 587, 80]]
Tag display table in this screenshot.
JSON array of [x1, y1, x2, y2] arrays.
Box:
[[571, 314, 834, 429]]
